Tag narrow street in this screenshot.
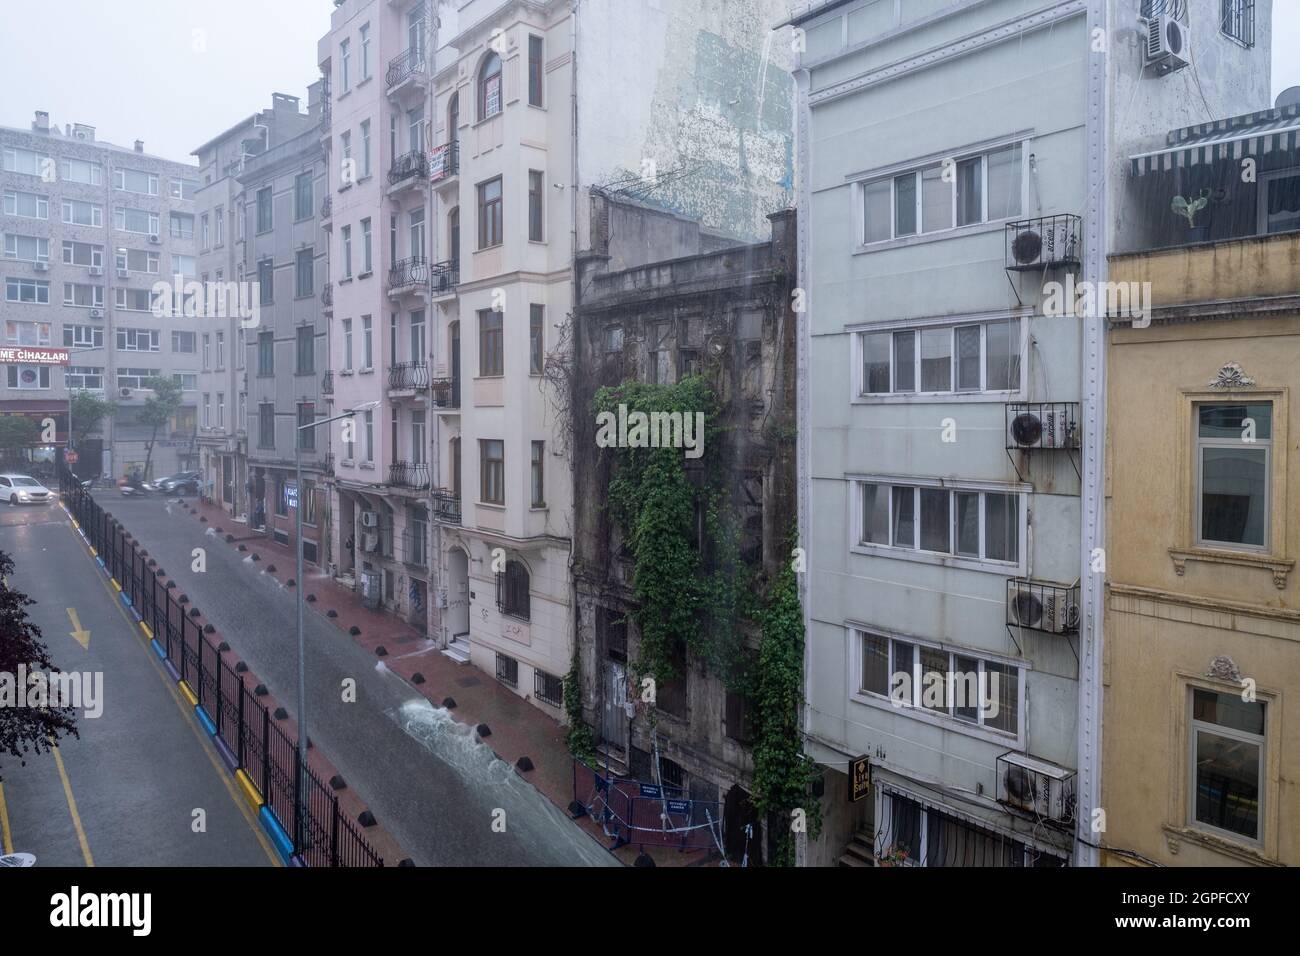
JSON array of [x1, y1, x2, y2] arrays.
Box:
[[95, 494, 618, 867], [0, 502, 277, 867]]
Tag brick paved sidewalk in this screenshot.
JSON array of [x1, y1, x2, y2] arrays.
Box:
[[177, 496, 723, 867]]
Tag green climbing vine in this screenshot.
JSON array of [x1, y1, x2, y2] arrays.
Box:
[[564, 649, 597, 766], [751, 551, 822, 866]]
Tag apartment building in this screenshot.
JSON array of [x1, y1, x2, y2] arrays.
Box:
[[1, 111, 200, 478], [236, 94, 331, 566], [1103, 98, 1300, 867], [317, 0, 794, 710], [792, 0, 1270, 867], [191, 94, 319, 516]]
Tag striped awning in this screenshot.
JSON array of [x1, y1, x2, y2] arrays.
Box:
[[1130, 105, 1300, 176]]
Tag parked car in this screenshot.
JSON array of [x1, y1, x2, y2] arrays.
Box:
[[154, 470, 201, 495], [0, 474, 55, 506]]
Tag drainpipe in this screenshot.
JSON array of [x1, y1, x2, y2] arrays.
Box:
[[568, 0, 582, 726], [427, 4, 441, 646]]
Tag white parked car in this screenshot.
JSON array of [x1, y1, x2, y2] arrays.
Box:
[[0, 474, 55, 505]]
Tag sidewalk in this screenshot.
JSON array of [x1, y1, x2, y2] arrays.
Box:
[[179, 496, 721, 867]]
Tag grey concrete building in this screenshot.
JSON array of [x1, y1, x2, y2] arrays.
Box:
[[1, 111, 200, 478], [191, 93, 318, 516]]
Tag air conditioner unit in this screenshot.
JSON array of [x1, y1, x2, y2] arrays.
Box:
[[996, 753, 1076, 824], [360, 510, 379, 528], [88, 265, 103, 276], [1007, 217, 1079, 269], [119, 387, 133, 399], [89, 308, 104, 319], [1008, 581, 1079, 635], [148, 234, 161, 244], [1007, 406, 1078, 450], [33, 261, 49, 272], [1144, 13, 1189, 75], [361, 532, 380, 553], [116, 268, 129, 279]]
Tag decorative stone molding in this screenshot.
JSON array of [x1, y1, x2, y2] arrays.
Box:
[[1169, 547, 1293, 589], [1208, 362, 1256, 389], [1206, 655, 1242, 682]]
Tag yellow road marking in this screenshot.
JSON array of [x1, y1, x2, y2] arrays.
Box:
[[0, 782, 13, 854], [50, 744, 93, 867], [67, 607, 91, 650], [61, 521, 281, 867]]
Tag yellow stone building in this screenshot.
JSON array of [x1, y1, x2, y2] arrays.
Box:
[[1104, 225, 1300, 866]]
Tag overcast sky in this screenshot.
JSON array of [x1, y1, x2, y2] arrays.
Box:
[[0, 0, 1297, 163]]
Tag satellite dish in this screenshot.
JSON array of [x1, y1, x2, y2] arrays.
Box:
[[1277, 87, 1300, 110]]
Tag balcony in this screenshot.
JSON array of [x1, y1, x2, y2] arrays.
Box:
[[388, 361, 430, 394], [430, 141, 459, 190], [431, 377, 460, 410], [386, 47, 428, 96], [320, 195, 332, 223], [321, 281, 333, 313], [321, 370, 334, 396], [388, 460, 431, 490], [388, 150, 427, 194], [388, 256, 429, 297], [432, 489, 462, 525], [430, 258, 458, 298]]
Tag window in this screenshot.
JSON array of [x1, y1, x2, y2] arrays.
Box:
[[295, 248, 314, 297], [409, 207, 425, 260], [114, 248, 159, 273], [341, 225, 352, 278], [4, 235, 49, 262], [857, 630, 1021, 736], [359, 23, 371, 80], [859, 318, 1021, 396], [170, 212, 194, 239], [172, 254, 196, 278], [202, 334, 210, 369], [64, 325, 105, 349], [361, 218, 373, 273], [1196, 402, 1271, 551], [171, 330, 196, 354], [258, 258, 274, 306], [5, 320, 51, 345], [59, 158, 101, 185], [173, 373, 197, 392], [5, 190, 49, 219], [217, 393, 225, 428], [116, 367, 159, 390], [257, 331, 273, 376], [879, 792, 1064, 867], [478, 309, 503, 376], [497, 559, 530, 620], [478, 177, 503, 248], [256, 187, 273, 233], [1258, 167, 1300, 235], [214, 207, 224, 246], [342, 318, 353, 371], [362, 316, 373, 368], [62, 200, 103, 227], [298, 403, 315, 450], [296, 325, 314, 375], [65, 366, 103, 390], [479, 52, 502, 120], [4, 147, 49, 177], [411, 410, 426, 465], [863, 144, 1022, 243], [528, 35, 544, 107], [215, 331, 224, 368], [528, 170, 544, 241], [531, 440, 545, 507], [604, 326, 624, 352], [302, 480, 318, 526], [5, 278, 50, 304], [116, 328, 160, 352], [6, 365, 50, 389], [410, 309, 426, 363], [480, 439, 504, 504], [114, 288, 155, 311], [360, 120, 371, 179], [340, 38, 351, 92], [114, 206, 158, 234], [258, 403, 275, 449], [495, 652, 519, 688], [1190, 688, 1264, 842], [1220, 0, 1255, 47], [63, 284, 104, 308], [858, 481, 1020, 565], [170, 179, 197, 201], [529, 304, 544, 374], [113, 168, 158, 195], [534, 669, 562, 707], [363, 409, 374, 462], [294, 172, 313, 220]]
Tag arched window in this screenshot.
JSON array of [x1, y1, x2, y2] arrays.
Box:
[[448, 92, 460, 145], [478, 52, 502, 120], [497, 558, 530, 620]]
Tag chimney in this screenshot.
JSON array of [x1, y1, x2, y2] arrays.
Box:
[[134, 140, 144, 153], [32, 111, 50, 133]]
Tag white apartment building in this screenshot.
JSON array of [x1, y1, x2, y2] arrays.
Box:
[[1, 112, 200, 478]]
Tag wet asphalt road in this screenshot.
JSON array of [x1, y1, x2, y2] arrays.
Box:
[[94, 493, 618, 867], [0, 502, 277, 867]]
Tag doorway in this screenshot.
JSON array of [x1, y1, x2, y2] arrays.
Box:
[[600, 661, 628, 754], [446, 546, 470, 644]]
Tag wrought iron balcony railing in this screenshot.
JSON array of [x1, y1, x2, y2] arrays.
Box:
[[430, 258, 458, 295], [388, 149, 427, 186], [386, 47, 428, 90], [321, 282, 333, 307], [320, 195, 332, 220], [389, 361, 431, 392], [431, 377, 460, 409], [388, 460, 431, 490], [321, 370, 334, 395], [429, 140, 459, 183], [432, 490, 462, 525], [388, 256, 429, 292]]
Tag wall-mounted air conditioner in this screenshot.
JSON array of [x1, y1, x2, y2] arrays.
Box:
[[361, 532, 379, 553], [1006, 403, 1081, 451], [360, 510, 379, 528], [1007, 579, 1080, 635], [1005, 215, 1081, 271], [996, 752, 1076, 824], [33, 261, 49, 272], [1144, 13, 1189, 75], [116, 268, 129, 279], [119, 387, 133, 399], [148, 234, 161, 244], [88, 308, 104, 319], [88, 265, 103, 276]]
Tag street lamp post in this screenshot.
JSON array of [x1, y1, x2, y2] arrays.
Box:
[[292, 400, 377, 857]]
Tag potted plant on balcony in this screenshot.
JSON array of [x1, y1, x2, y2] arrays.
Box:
[[1171, 189, 1211, 242], [877, 843, 910, 867]]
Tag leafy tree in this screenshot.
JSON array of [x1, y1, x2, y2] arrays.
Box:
[[138, 376, 183, 480], [69, 391, 115, 448], [0, 416, 40, 465], [0, 550, 79, 780]]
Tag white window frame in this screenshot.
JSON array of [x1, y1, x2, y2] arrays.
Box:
[[1187, 687, 1266, 847], [849, 626, 1028, 748], [114, 206, 159, 235], [62, 200, 103, 228], [113, 168, 159, 195], [4, 234, 50, 262], [63, 284, 104, 309], [116, 328, 160, 352], [6, 364, 51, 390], [5, 319, 52, 346], [4, 146, 50, 177], [60, 158, 102, 186], [65, 365, 104, 390], [5, 277, 50, 304], [4, 189, 49, 219], [1194, 401, 1272, 554], [849, 474, 1028, 575], [64, 324, 105, 349]]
